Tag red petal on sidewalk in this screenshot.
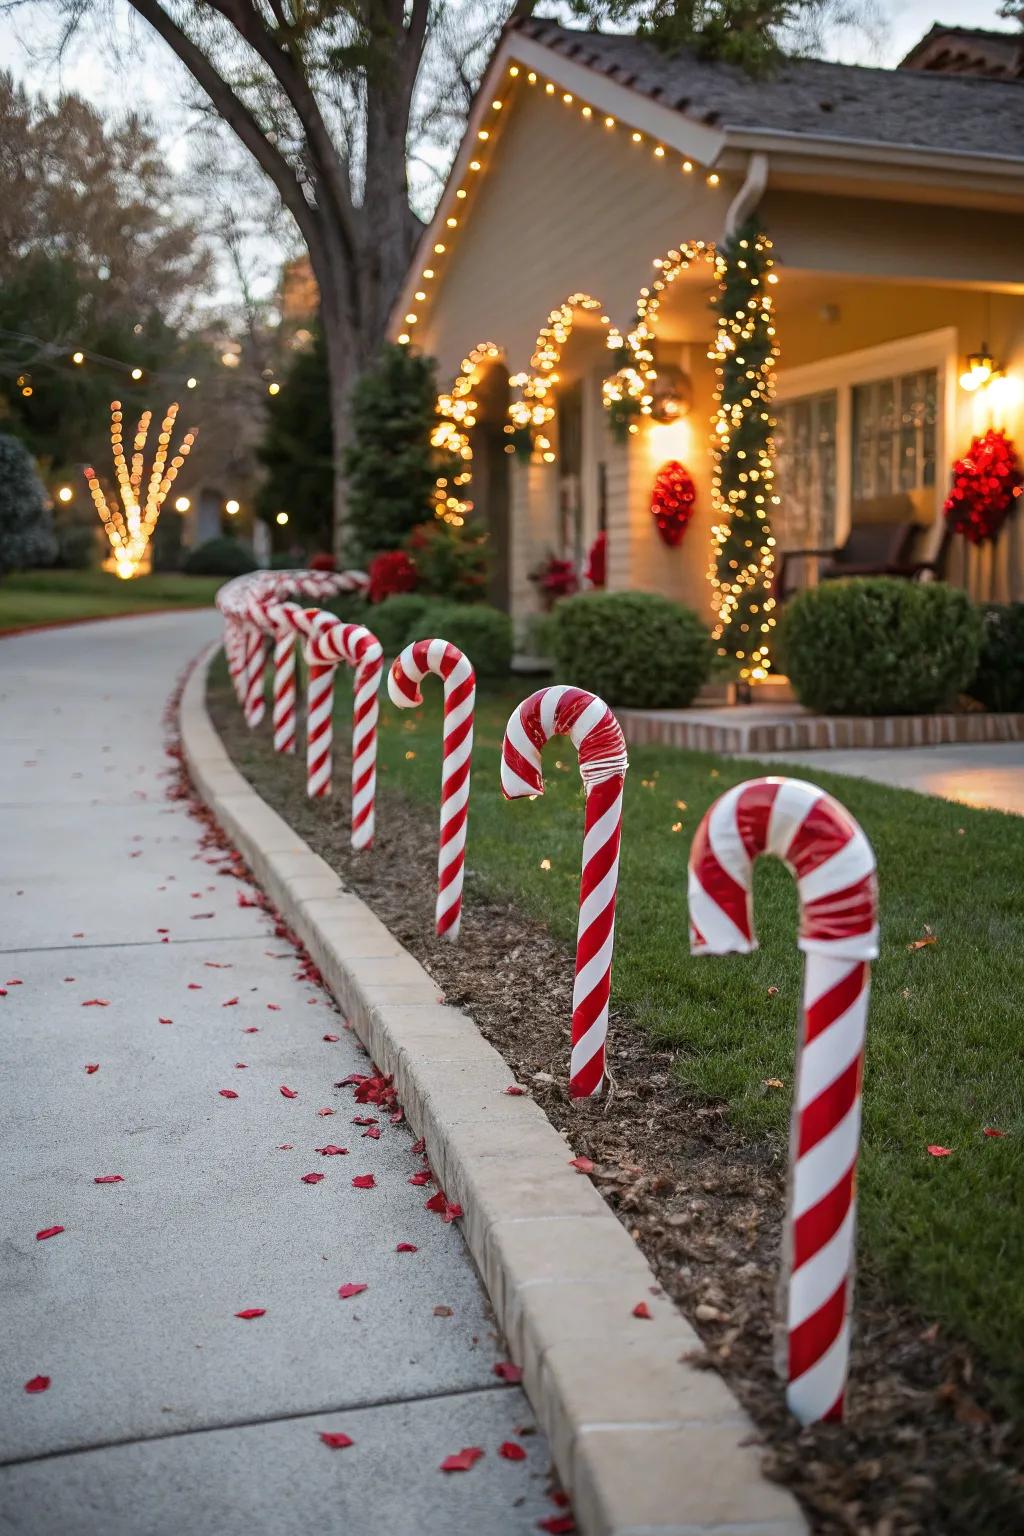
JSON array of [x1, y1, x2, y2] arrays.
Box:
[[319, 1432, 353, 1449], [301, 1173, 325, 1184], [235, 1308, 265, 1320], [315, 1145, 348, 1156], [351, 1174, 376, 1189], [492, 1361, 523, 1383], [317, 1108, 335, 1117], [85, 1064, 99, 1074], [396, 1243, 418, 1253], [568, 1156, 594, 1173], [94, 1175, 124, 1184], [632, 1302, 652, 1319], [338, 1283, 367, 1299], [36, 1226, 64, 1241], [323, 1034, 340, 1042], [499, 1440, 527, 1461], [221, 997, 239, 1008], [81, 999, 109, 1008], [440, 1447, 483, 1473], [279, 1086, 297, 1099], [24, 1376, 50, 1394], [504, 1085, 526, 1096], [538, 1516, 576, 1534], [219, 1089, 239, 1099], [158, 1017, 173, 1025]]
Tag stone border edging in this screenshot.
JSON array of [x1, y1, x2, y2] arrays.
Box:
[[619, 706, 1024, 756], [181, 645, 807, 1536]]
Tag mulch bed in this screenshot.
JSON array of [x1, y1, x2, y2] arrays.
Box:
[[208, 686, 1024, 1536]]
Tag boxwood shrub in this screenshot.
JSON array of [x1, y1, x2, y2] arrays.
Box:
[[182, 536, 258, 577], [411, 601, 512, 679], [967, 603, 1024, 712], [368, 594, 432, 656], [549, 591, 711, 709], [778, 577, 982, 716]]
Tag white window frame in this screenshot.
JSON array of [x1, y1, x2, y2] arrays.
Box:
[[773, 326, 957, 562]]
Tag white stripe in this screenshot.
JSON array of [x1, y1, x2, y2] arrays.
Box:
[[687, 869, 754, 955], [798, 988, 867, 1111], [798, 831, 875, 906], [706, 784, 753, 894], [539, 685, 571, 741], [786, 1317, 850, 1426], [569, 1015, 609, 1090], [427, 637, 448, 673], [792, 1097, 862, 1219], [767, 778, 821, 862], [573, 925, 616, 1014], [788, 1202, 856, 1331], [568, 694, 608, 752]]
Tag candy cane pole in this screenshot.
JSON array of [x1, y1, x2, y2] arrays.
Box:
[[687, 776, 878, 1426], [501, 687, 628, 1098], [271, 628, 297, 754], [388, 639, 476, 940], [304, 614, 383, 846], [242, 622, 266, 728]]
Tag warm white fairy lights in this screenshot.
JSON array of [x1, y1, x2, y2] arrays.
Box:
[[507, 295, 620, 459], [84, 400, 197, 579], [431, 342, 503, 525]]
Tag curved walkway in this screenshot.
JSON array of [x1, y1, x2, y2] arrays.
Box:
[[0, 612, 552, 1536]]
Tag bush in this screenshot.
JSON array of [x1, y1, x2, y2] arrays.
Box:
[[323, 590, 370, 627], [368, 594, 432, 655], [407, 519, 488, 602], [549, 591, 711, 709], [150, 509, 183, 572], [778, 578, 983, 716], [182, 536, 258, 577], [0, 434, 56, 574], [55, 524, 97, 569], [967, 603, 1024, 712], [343, 344, 439, 556], [412, 601, 512, 679]]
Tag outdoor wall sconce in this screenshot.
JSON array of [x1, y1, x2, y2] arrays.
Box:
[[959, 348, 999, 393], [650, 364, 693, 423]]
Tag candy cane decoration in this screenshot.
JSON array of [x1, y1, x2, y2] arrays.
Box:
[[687, 777, 878, 1426], [388, 639, 476, 940], [501, 687, 628, 1098], [304, 613, 383, 846], [242, 621, 266, 728], [271, 628, 298, 754]]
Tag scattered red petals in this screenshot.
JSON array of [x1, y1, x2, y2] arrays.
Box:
[[362, 1126, 381, 1140], [396, 1243, 418, 1253], [425, 1191, 463, 1223], [219, 1089, 239, 1100], [187, 983, 202, 990], [568, 1156, 594, 1174], [505, 1085, 526, 1096], [538, 1516, 575, 1534], [280, 1086, 298, 1099], [24, 1376, 50, 1394], [408, 1169, 434, 1187], [301, 1173, 326, 1184], [205, 962, 232, 969], [84, 1064, 99, 1074], [277, 1144, 293, 1151], [499, 1440, 527, 1461], [36, 1226, 64, 1241], [243, 1027, 259, 1034], [267, 1004, 281, 1012], [322, 1034, 340, 1043], [81, 999, 109, 1008], [927, 1145, 953, 1158], [410, 1138, 426, 1155], [235, 1308, 266, 1320], [319, 1431, 354, 1449], [315, 1145, 348, 1156], [351, 1174, 376, 1189], [94, 1175, 124, 1184], [352, 1116, 377, 1126], [317, 1108, 335, 1117], [6, 979, 23, 986], [221, 997, 239, 1008], [440, 1447, 484, 1473], [632, 1302, 652, 1319], [158, 1017, 173, 1025], [337, 1283, 367, 1300], [984, 1127, 1008, 1138], [492, 1361, 523, 1383]]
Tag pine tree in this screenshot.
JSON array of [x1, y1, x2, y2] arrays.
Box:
[[343, 346, 441, 558], [0, 434, 57, 575]]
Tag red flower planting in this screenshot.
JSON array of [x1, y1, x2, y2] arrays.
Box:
[[368, 549, 418, 603]]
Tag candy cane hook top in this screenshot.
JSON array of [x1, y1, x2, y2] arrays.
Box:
[[388, 639, 476, 941], [688, 776, 878, 1426], [304, 614, 383, 848], [501, 687, 628, 1098]]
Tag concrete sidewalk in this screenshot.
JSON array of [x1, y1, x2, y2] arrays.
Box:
[[0, 612, 553, 1535], [741, 740, 1024, 816]]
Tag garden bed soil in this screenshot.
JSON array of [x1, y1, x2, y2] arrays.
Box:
[[207, 684, 1024, 1536]]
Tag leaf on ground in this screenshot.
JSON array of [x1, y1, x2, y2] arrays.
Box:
[[219, 1089, 239, 1100], [158, 1017, 173, 1025], [351, 1174, 376, 1189], [568, 1156, 594, 1174], [927, 1145, 953, 1157], [338, 1283, 367, 1300], [425, 1191, 463, 1222], [323, 1034, 340, 1042], [434, 1305, 452, 1317], [235, 1308, 266, 1319], [243, 1027, 259, 1034], [301, 1173, 325, 1184], [279, 1086, 297, 1099], [492, 1362, 523, 1383], [440, 1447, 483, 1473], [505, 1085, 527, 1096], [538, 1516, 576, 1534], [85, 1064, 99, 1074], [352, 1116, 377, 1126], [632, 1302, 652, 1319], [267, 1004, 281, 1011], [221, 997, 239, 1008], [187, 984, 202, 990], [316, 1145, 348, 1156], [205, 962, 232, 969], [81, 999, 109, 1007], [499, 1441, 527, 1461], [94, 1175, 124, 1184], [984, 1126, 1008, 1138], [317, 1108, 335, 1117], [362, 1126, 381, 1140], [908, 927, 938, 951], [319, 1431, 354, 1448], [410, 1138, 425, 1155], [396, 1243, 418, 1253], [36, 1226, 64, 1241], [24, 1376, 50, 1394]]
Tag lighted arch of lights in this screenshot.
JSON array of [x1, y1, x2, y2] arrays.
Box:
[[507, 293, 622, 463], [431, 342, 506, 525]]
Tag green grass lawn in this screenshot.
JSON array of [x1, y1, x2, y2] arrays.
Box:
[[0, 569, 222, 631], [212, 660, 1024, 1412]]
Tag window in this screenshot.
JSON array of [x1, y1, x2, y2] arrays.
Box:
[[773, 391, 837, 551], [852, 368, 937, 505]]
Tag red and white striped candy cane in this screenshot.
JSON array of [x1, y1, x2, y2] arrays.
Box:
[[388, 639, 476, 940], [687, 776, 878, 1425], [304, 613, 383, 847], [241, 599, 267, 729], [270, 626, 298, 754], [501, 686, 628, 1098]]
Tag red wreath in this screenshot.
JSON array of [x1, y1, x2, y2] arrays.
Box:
[[651, 460, 697, 547], [585, 530, 606, 589], [943, 429, 1023, 545]]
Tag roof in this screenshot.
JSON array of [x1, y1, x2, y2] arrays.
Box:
[[510, 17, 1024, 161], [900, 24, 1024, 76]]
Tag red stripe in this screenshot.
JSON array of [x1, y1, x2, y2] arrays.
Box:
[[785, 797, 854, 878], [690, 818, 752, 944], [788, 1277, 847, 1382], [734, 779, 780, 862], [802, 875, 877, 947], [804, 963, 866, 1045], [797, 1053, 862, 1157], [791, 1160, 856, 1270], [570, 1049, 605, 1099]]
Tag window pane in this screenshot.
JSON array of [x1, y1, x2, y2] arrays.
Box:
[[774, 390, 837, 553], [853, 367, 937, 507]]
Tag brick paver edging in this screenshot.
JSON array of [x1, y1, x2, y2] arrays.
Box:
[[618, 707, 1024, 756], [181, 646, 807, 1536]]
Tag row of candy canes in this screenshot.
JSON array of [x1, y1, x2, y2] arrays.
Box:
[[214, 573, 878, 1426]]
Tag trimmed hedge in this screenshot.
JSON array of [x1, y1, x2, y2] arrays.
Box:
[[369, 594, 432, 655], [968, 603, 1024, 712], [410, 601, 512, 679], [778, 577, 982, 716], [549, 591, 711, 709], [182, 536, 258, 577]]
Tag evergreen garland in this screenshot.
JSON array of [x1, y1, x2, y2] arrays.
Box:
[[708, 220, 779, 680]]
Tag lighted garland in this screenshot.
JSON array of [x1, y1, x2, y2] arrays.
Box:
[[431, 342, 502, 526], [707, 223, 779, 681], [943, 428, 1023, 545], [507, 294, 620, 462], [84, 399, 197, 578], [602, 241, 718, 443]]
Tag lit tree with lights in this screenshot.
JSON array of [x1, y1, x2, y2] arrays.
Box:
[[83, 401, 197, 579]]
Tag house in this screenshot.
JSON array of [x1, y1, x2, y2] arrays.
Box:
[[388, 18, 1024, 680]]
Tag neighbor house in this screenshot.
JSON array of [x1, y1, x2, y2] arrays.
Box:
[[388, 19, 1024, 667]]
